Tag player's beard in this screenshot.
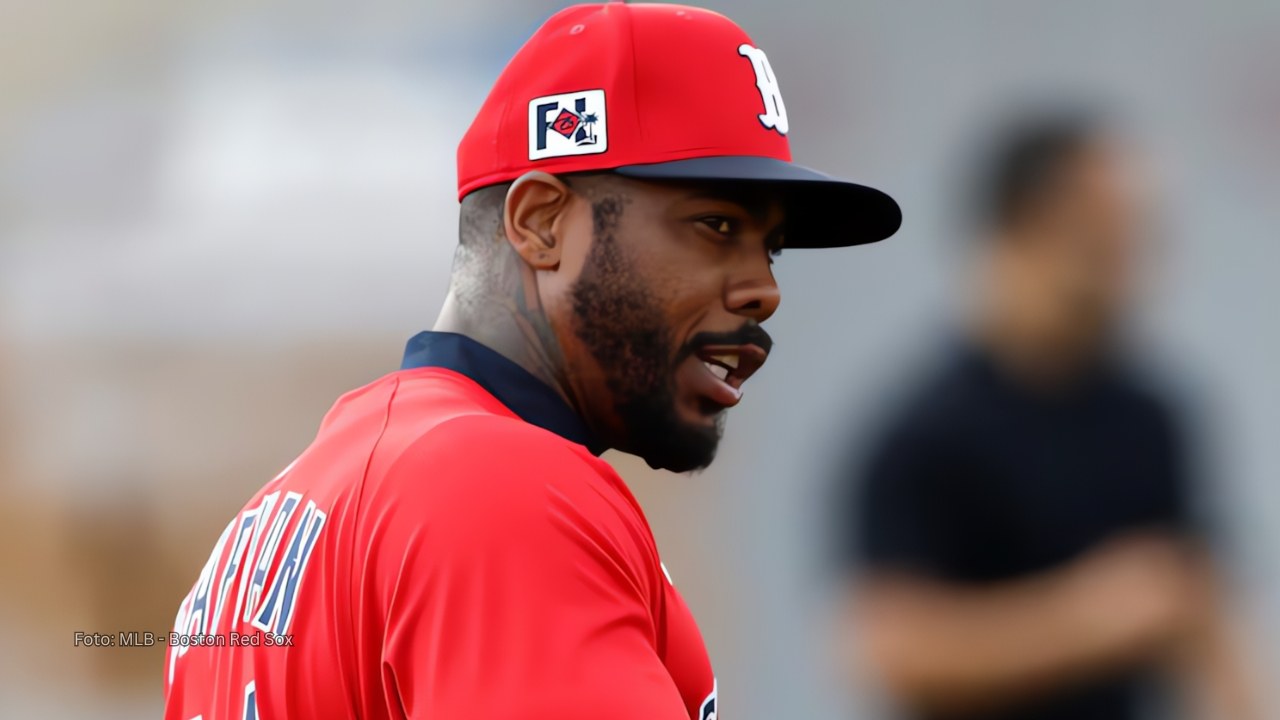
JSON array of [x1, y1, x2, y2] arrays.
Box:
[[569, 197, 724, 473]]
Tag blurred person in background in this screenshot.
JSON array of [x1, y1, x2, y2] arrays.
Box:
[[832, 113, 1264, 720]]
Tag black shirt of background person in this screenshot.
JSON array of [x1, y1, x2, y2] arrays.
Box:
[[837, 340, 1202, 720]]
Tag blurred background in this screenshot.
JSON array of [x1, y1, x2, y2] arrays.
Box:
[[2, 1, 1277, 718]]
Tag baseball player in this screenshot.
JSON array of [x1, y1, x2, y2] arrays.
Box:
[[162, 3, 900, 718]]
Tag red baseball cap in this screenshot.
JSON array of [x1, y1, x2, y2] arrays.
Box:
[[456, 2, 901, 248]]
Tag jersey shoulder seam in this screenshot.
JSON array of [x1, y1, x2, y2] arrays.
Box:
[[343, 373, 401, 714]]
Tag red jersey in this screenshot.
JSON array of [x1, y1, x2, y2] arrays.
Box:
[[163, 332, 717, 719]]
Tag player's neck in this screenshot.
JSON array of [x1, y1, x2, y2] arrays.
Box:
[[432, 288, 579, 410]]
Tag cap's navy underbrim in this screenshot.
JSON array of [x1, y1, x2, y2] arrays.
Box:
[[613, 156, 901, 249]]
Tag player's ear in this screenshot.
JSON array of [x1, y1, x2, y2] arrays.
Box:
[[504, 171, 571, 271]]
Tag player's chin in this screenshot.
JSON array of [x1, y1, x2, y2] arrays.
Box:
[[642, 422, 723, 473], [638, 401, 725, 473], [677, 396, 730, 453]]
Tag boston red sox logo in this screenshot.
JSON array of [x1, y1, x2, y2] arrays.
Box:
[[738, 44, 789, 135]]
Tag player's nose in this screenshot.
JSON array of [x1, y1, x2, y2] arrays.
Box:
[[725, 276, 781, 323]]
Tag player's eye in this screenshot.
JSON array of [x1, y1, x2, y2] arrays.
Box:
[[699, 216, 734, 235]]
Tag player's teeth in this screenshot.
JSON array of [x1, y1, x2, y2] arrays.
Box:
[[710, 354, 739, 370], [703, 361, 730, 381]]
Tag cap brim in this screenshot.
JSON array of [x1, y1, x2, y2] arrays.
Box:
[[613, 156, 901, 248]]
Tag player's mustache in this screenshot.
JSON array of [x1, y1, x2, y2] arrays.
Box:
[[676, 323, 774, 362]]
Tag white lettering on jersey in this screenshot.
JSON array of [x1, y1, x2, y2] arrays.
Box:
[[242, 492, 302, 623], [251, 499, 327, 635], [699, 678, 718, 720], [232, 492, 279, 625], [243, 680, 258, 720], [210, 505, 261, 633], [737, 44, 789, 135], [168, 456, 330, 685], [186, 520, 234, 637]]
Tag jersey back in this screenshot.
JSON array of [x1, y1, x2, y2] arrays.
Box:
[[163, 367, 717, 720]]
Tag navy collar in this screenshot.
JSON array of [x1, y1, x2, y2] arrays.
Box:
[[401, 331, 605, 456]]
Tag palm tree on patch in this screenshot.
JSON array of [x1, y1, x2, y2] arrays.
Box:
[[576, 112, 598, 146]]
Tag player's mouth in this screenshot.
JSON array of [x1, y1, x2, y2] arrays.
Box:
[[687, 343, 768, 410]]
